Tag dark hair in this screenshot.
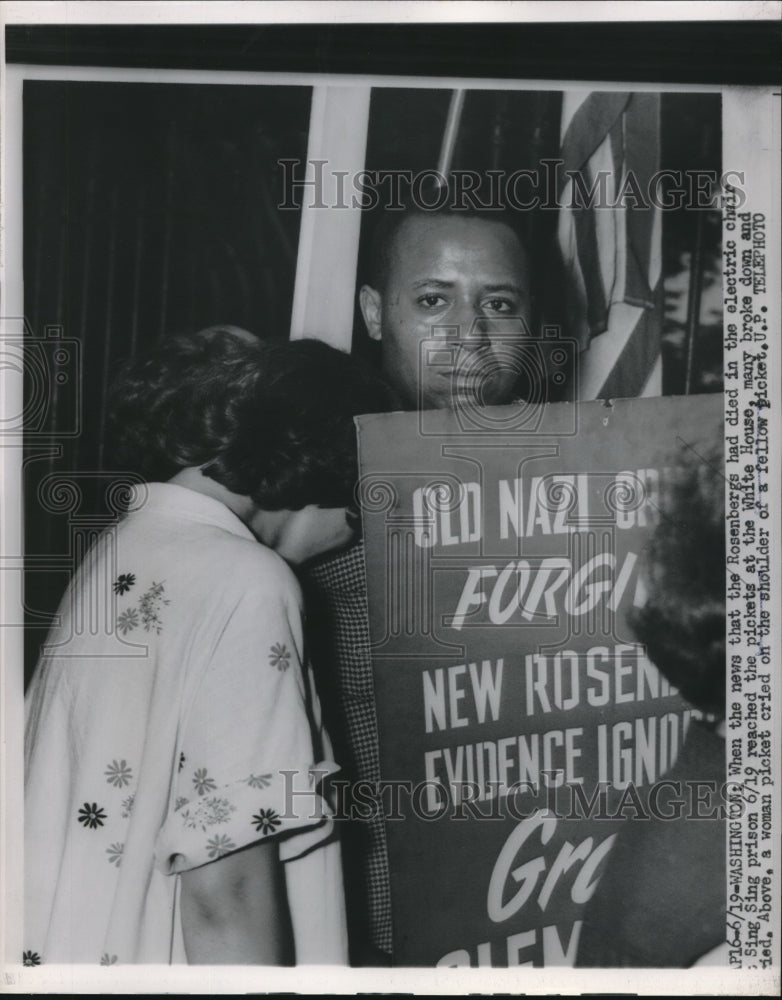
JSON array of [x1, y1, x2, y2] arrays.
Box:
[[628, 435, 726, 714], [108, 331, 395, 509], [212, 338, 398, 509], [108, 330, 265, 484], [366, 198, 528, 294]]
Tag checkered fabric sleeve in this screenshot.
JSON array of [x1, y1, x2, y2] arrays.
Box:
[[303, 542, 393, 959]]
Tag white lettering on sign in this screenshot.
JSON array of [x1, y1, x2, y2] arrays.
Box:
[[450, 552, 641, 630], [412, 481, 481, 548], [486, 810, 616, 923], [422, 659, 504, 733]]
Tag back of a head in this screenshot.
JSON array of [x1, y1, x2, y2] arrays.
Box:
[[108, 329, 267, 484], [214, 337, 398, 509], [628, 435, 726, 715], [108, 331, 396, 511]]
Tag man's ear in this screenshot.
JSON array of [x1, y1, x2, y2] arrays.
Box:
[[359, 285, 383, 342]]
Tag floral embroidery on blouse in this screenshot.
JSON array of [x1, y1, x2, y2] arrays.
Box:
[[268, 642, 291, 671], [115, 580, 170, 635], [117, 608, 140, 635], [192, 767, 217, 796], [174, 796, 190, 811], [244, 773, 273, 789], [180, 795, 236, 832], [120, 794, 135, 819], [178, 751, 186, 772], [100, 953, 118, 966], [139, 581, 170, 633], [106, 842, 124, 867], [104, 759, 133, 788], [77, 802, 107, 829], [251, 808, 281, 835], [206, 834, 237, 859], [113, 573, 136, 595], [22, 950, 41, 967]]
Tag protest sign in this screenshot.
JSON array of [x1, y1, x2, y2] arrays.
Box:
[[358, 392, 724, 966]]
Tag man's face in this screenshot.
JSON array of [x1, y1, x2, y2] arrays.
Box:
[[360, 215, 531, 410]]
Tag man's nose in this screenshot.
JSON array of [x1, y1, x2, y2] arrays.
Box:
[[455, 306, 491, 350]]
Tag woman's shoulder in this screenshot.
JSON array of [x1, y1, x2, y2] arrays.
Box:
[[116, 509, 303, 612], [204, 528, 297, 583]]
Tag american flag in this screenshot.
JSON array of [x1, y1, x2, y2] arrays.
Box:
[[557, 91, 663, 400]]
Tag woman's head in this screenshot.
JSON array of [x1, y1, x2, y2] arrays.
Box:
[[628, 434, 726, 715], [108, 330, 395, 514], [108, 329, 265, 484], [212, 336, 398, 511]]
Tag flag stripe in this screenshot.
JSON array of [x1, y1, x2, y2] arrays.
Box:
[[592, 134, 620, 302], [572, 175, 609, 334], [557, 90, 662, 399], [640, 353, 663, 399], [558, 92, 631, 193], [597, 282, 663, 400], [607, 116, 627, 303], [555, 187, 591, 352], [623, 93, 660, 308], [577, 302, 644, 400]]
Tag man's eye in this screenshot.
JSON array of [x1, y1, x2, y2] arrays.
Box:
[[483, 297, 515, 314], [418, 294, 447, 309]]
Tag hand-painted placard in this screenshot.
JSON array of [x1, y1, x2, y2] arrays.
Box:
[[357, 393, 723, 966]]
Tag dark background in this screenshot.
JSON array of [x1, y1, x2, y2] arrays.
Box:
[[21, 81, 313, 683], [7, 21, 781, 84]]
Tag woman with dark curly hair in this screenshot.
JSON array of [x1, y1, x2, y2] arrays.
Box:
[[576, 433, 727, 968], [23, 330, 394, 967]]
